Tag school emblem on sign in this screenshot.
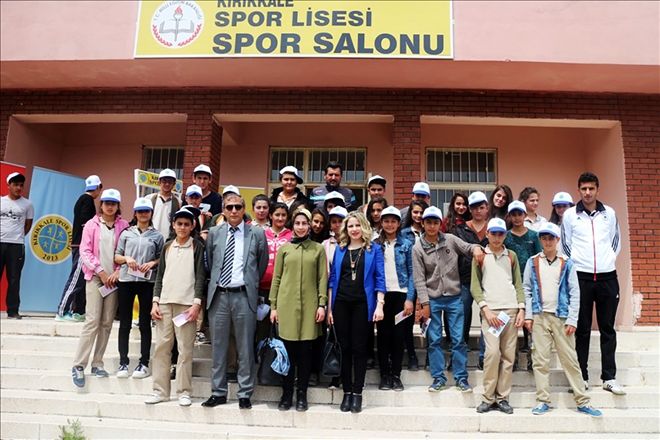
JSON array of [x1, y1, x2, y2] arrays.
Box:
[[151, 1, 204, 48], [30, 215, 72, 264]]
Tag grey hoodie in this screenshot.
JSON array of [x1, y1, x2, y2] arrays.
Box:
[[412, 233, 476, 305]]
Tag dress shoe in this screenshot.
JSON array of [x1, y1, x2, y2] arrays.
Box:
[[366, 358, 376, 370], [340, 393, 352, 412], [378, 375, 392, 390], [7, 313, 22, 320], [296, 390, 308, 412], [238, 397, 252, 409], [350, 393, 363, 413], [278, 392, 293, 411], [226, 372, 238, 383], [201, 395, 227, 407]]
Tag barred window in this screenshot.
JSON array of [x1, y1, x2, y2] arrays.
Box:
[[142, 146, 185, 179], [269, 147, 367, 207], [426, 148, 497, 211]]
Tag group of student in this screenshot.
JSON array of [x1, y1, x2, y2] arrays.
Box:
[[2, 161, 623, 417]]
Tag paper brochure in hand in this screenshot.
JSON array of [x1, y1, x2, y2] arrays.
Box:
[[487, 311, 511, 338]]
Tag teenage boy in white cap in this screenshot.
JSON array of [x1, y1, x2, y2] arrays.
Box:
[[523, 222, 602, 417], [400, 182, 431, 228], [55, 175, 103, 322], [471, 217, 525, 415], [357, 175, 387, 213], [269, 166, 311, 210], [193, 164, 222, 216], [504, 200, 542, 364], [148, 169, 180, 239], [146, 207, 206, 407], [0, 172, 34, 319], [414, 206, 483, 393]]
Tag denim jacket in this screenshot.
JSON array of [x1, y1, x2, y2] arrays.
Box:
[[523, 253, 580, 327], [382, 234, 415, 301]]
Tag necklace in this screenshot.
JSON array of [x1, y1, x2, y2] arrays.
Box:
[[348, 247, 363, 281]]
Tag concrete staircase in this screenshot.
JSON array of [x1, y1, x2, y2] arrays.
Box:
[[1, 317, 659, 439]]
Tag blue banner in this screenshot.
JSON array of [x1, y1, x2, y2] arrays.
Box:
[[22, 167, 85, 313]]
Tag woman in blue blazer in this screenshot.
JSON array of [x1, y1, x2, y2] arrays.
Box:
[[327, 211, 385, 414]]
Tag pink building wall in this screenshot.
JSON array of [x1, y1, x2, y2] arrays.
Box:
[[2, 1, 657, 65], [4, 121, 187, 209], [219, 122, 393, 199]]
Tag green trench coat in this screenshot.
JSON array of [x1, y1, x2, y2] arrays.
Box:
[[269, 238, 328, 341]]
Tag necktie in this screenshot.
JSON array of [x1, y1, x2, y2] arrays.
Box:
[[219, 226, 238, 287]]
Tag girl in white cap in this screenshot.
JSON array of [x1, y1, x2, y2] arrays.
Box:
[[114, 197, 165, 380], [549, 191, 574, 226], [71, 189, 129, 388]]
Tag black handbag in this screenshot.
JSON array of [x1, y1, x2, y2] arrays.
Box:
[[257, 325, 284, 386], [321, 324, 342, 377]]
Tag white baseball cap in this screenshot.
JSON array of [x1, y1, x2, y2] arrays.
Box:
[[412, 182, 430, 196], [193, 164, 212, 176], [279, 166, 303, 184], [422, 206, 443, 220], [185, 185, 202, 197], [222, 185, 241, 196], [328, 206, 348, 218], [487, 217, 507, 233], [552, 191, 574, 206], [468, 191, 488, 207], [158, 169, 177, 180], [368, 175, 387, 187], [100, 188, 121, 203], [507, 200, 527, 214], [133, 197, 154, 211], [380, 206, 401, 219], [538, 222, 561, 238], [6, 172, 25, 184], [324, 191, 345, 202], [85, 175, 102, 191]]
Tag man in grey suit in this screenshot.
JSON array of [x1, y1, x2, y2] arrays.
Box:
[[202, 193, 268, 409]]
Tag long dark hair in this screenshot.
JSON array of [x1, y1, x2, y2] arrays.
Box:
[[404, 200, 429, 227], [309, 207, 329, 243], [488, 184, 513, 220], [549, 202, 574, 226], [366, 196, 388, 228], [446, 192, 471, 230]]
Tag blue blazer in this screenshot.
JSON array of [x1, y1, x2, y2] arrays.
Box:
[[329, 243, 386, 321]]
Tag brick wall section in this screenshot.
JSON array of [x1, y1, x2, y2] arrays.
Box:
[[0, 89, 658, 323], [392, 112, 422, 206]]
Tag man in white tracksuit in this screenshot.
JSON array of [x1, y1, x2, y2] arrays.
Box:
[[561, 172, 624, 396]]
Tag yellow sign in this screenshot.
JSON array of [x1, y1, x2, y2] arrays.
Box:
[[30, 215, 72, 264], [223, 185, 266, 218], [135, 0, 453, 59], [134, 169, 184, 194]]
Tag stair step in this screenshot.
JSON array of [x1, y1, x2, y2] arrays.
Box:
[[1, 368, 656, 409], [2, 389, 659, 433]]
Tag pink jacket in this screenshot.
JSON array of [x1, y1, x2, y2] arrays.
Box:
[[80, 215, 130, 281], [259, 227, 292, 291]]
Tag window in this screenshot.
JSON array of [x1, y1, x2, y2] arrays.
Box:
[[269, 147, 367, 207], [426, 148, 497, 211], [142, 146, 185, 179]]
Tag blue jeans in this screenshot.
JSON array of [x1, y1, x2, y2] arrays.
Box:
[[428, 295, 468, 384]]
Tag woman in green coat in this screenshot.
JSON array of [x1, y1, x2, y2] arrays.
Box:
[[269, 208, 328, 412]]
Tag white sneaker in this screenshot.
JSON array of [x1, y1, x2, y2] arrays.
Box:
[[132, 364, 150, 379], [603, 379, 626, 395], [116, 364, 129, 378], [144, 394, 168, 404], [178, 395, 192, 406]]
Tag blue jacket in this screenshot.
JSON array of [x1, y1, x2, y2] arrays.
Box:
[[380, 234, 415, 301], [329, 243, 386, 322], [523, 253, 580, 327]]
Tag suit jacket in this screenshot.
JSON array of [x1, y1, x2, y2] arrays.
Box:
[[328, 243, 386, 321], [206, 221, 268, 312]]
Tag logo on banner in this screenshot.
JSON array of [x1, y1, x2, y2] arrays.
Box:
[[30, 215, 72, 264], [151, 1, 204, 48]]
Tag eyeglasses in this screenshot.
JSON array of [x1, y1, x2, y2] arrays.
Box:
[[225, 204, 244, 211]]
